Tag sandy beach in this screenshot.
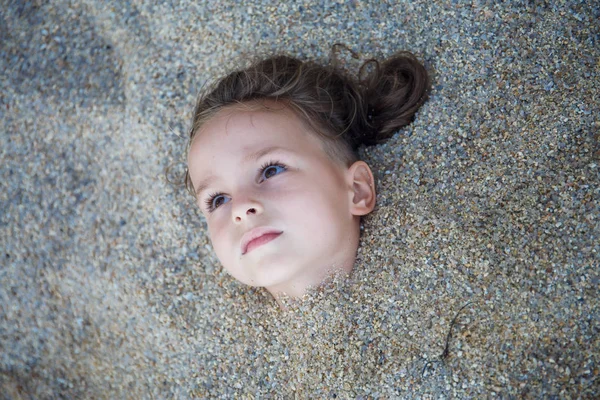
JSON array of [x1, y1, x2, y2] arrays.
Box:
[[1, 0, 598, 397]]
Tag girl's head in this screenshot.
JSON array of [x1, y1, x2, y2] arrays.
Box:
[[185, 50, 429, 301]]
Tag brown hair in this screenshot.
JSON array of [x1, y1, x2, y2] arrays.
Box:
[[185, 48, 430, 195]]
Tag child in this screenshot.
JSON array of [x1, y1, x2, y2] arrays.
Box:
[[185, 49, 429, 304]]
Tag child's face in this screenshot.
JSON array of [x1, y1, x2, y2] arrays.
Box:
[[187, 103, 373, 298]]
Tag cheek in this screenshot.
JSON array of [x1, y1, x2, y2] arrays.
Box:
[[207, 219, 229, 255], [279, 182, 346, 229], [291, 173, 345, 210]]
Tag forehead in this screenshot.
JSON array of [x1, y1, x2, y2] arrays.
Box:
[[187, 104, 330, 188], [189, 104, 323, 159]]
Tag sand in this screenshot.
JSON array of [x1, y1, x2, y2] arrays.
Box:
[[1, 0, 598, 398]]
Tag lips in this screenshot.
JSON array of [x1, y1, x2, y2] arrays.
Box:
[[241, 227, 283, 255]]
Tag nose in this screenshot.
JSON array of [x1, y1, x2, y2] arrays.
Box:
[[232, 195, 263, 224]]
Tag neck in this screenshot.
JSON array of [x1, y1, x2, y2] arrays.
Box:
[[265, 217, 362, 308], [265, 248, 357, 308]]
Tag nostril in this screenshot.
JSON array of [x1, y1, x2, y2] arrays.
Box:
[[247, 208, 256, 214]]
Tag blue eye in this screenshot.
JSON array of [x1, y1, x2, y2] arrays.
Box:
[[205, 193, 230, 212], [260, 161, 287, 182], [203, 160, 287, 213]]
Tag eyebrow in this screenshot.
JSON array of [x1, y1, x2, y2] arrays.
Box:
[[194, 145, 289, 197]]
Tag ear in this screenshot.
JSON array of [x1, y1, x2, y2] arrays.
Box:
[[345, 161, 376, 216]]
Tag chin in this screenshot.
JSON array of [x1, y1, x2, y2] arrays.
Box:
[[252, 274, 295, 290], [227, 270, 291, 289]]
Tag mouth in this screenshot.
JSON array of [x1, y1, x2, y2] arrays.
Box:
[[241, 227, 283, 255]]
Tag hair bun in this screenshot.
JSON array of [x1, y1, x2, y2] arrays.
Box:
[[356, 52, 430, 147]]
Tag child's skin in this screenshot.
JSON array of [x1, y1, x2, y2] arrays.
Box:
[[187, 100, 377, 302]]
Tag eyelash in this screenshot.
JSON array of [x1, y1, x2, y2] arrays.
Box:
[[204, 160, 287, 213]]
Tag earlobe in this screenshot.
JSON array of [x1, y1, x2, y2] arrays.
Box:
[[347, 161, 376, 216]]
